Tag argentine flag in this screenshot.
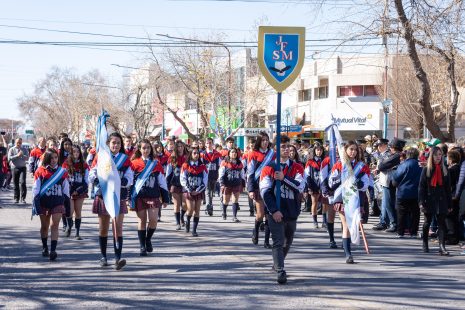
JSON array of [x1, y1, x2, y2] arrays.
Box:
[[96, 111, 121, 218], [326, 124, 361, 245]]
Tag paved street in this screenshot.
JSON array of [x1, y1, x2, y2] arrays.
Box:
[[1, 181, 464, 309]]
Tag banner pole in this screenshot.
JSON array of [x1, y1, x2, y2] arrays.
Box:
[[275, 92, 282, 211]]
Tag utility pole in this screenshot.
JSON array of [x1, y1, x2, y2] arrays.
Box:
[[383, 0, 389, 139]]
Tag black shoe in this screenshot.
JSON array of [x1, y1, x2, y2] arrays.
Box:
[[345, 255, 354, 264], [65, 228, 71, 237], [277, 270, 287, 284], [252, 229, 258, 245], [21, 199, 27, 204], [264, 242, 272, 249], [115, 259, 126, 270], [176, 224, 182, 231], [439, 245, 449, 256], [372, 223, 387, 231], [62, 225, 67, 232], [185, 222, 190, 233], [75, 235, 83, 240], [140, 247, 147, 256], [100, 257, 109, 267], [259, 222, 265, 232], [14, 200, 19, 204], [49, 251, 57, 261], [385, 226, 397, 233], [249, 211, 254, 217], [192, 231, 198, 237], [181, 221, 186, 227], [222, 213, 227, 220], [329, 241, 338, 249], [232, 217, 240, 223], [146, 240, 153, 253], [42, 248, 49, 257]]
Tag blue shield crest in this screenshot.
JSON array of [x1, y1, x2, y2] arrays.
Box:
[[258, 26, 305, 92]]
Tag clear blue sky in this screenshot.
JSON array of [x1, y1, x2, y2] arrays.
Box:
[[0, 0, 374, 120]]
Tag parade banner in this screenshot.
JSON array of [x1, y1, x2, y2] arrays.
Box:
[[258, 26, 305, 210]]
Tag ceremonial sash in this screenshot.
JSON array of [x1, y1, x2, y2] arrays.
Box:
[[131, 160, 158, 209], [113, 153, 128, 170], [254, 149, 274, 180], [39, 167, 66, 196]]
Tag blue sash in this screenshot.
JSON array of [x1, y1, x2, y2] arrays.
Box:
[[113, 153, 128, 170], [131, 160, 157, 209], [254, 149, 274, 180], [352, 161, 365, 180], [32, 167, 66, 218], [39, 167, 66, 196]]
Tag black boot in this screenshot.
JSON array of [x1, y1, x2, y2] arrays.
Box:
[[342, 238, 354, 264], [264, 220, 271, 248], [75, 218, 82, 240], [138, 230, 147, 256], [186, 215, 192, 233], [41, 237, 49, 257], [192, 217, 199, 237], [422, 225, 429, 253], [252, 220, 261, 245], [222, 203, 227, 220], [146, 228, 156, 253]]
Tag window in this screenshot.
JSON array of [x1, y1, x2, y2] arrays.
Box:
[[338, 85, 379, 97], [364, 85, 378, 96], [298, 89, 312, 102], [318, 86, 328, 99]]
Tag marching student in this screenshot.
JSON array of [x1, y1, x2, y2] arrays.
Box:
[[328, 141, 370, 264], [304, 143, 328, 229], [247, 131, 275, 246], [201, 137, 222, 216], [259, 135, 305, 284], [319, 154, 338, 249], [180, 147, 208, 237], [89, 132, 133, 270], [28, 137, 47, 177], [58, 137, 73, 232], [219, 147, 245, 222], [62, 145, 89, 240], [220, 137, 242, 159], [32, 148, 70, 261], [131, 139, 169, 256], [242, 139, 256, 217], [166, 140, 188, 230], [153, 141, 170, 221]]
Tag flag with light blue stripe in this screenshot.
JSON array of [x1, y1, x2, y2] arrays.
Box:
[[96, 111, 121, 218]]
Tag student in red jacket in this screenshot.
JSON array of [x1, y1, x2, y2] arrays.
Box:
[[180, 148, 208, 237], [259, 135, 305, 284], [219, 147, 245, 222], [131, 139, 169, 256], [32, 148, 70, 261], [62, 145, 89, 239]]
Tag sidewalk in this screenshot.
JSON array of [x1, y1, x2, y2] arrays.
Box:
[[0, 181, 464, 309]]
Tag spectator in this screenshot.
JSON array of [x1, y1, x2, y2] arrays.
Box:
[[447, 150, 461, 245], [8, 138, 29, 203], [391, 148, 422, 238], [418, 146, 452, 255], [0, 133, 7, 192]]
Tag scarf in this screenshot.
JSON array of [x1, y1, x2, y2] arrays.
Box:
[[430, 164, 443, 187]]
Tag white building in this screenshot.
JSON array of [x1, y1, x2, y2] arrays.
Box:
[[261, 56, 385, 142]]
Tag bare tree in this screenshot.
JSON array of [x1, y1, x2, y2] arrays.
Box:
[[17, 67, 127, 141], [145, 36, 268, 144]]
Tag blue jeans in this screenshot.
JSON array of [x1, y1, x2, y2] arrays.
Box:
[[380, 186, 396, 227]]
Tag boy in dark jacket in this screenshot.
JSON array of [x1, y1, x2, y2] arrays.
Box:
[[391, 148, 422, 238], [259, 135, 305, 284]]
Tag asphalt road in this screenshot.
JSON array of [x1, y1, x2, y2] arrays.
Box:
[[1, 181, 464, 309]]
